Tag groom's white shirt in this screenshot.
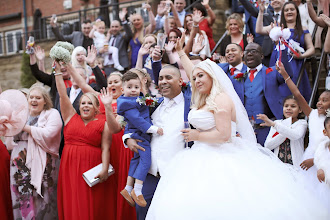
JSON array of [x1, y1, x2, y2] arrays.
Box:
[[149, 92, 185, 176]]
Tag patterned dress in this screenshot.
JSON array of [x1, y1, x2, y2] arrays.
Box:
[[10, 115, 59, 220]]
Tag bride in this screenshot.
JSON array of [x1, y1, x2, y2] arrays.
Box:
[[146, 59, 329, 219]]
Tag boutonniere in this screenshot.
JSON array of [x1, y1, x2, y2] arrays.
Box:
[[136, 95, 158, 107], [234, 72, 246, 82], [181, 81, 189, 90], [117, 115, 127, 129]]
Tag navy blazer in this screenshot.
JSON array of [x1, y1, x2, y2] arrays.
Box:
[[218, 62, 247, 104]]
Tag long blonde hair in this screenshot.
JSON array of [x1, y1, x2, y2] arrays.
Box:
[[29, 84, 53, 110], [130, 14, 145, 44], [80, 92, 100, 115], [190, 61, 223, 112]]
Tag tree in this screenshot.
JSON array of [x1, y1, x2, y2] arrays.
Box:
[[20, 52, 36, 88]]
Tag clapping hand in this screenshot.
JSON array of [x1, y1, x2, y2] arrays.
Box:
[[34, 46, 45, 61]]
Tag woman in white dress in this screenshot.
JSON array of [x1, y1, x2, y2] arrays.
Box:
[[146, 59, 329, 220]]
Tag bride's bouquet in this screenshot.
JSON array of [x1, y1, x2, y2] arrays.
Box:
[[49, 41, 74, 64]]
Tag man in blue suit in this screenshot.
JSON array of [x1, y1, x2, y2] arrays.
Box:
[[232, 0, 264, 46], [236, 43, 292, 146], [124, 59, 191, 219], [218, 43, 247, 103]]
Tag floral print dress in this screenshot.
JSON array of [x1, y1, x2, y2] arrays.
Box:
[[10, 116, 59, 220]]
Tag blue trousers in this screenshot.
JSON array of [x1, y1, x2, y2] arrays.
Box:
[[128, 139, 151, 182], [255, 126, 270, 147], [135, 174, 160, 220]]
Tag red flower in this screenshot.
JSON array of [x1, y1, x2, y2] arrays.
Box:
[[234, 73, 244, 79], [181, 82, 187, 87], [145, 99, 154, 106], [266, 67, 273, 74]]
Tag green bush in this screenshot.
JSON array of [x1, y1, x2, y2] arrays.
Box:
[[20, 52, 36, 88]]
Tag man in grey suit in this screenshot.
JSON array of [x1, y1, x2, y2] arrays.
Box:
[[50, 18, 93, 50], [238, 0, 285, 66], [99, 13, 133, 76]]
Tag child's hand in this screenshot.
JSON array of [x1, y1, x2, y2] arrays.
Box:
[[257, 114, 275, 127], [157, 127, 164, 136], [317, 169, 325, 183], [300, 158, 314, 171]]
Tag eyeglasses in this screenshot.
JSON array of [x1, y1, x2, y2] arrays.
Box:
[[244, 49, 260, 55]]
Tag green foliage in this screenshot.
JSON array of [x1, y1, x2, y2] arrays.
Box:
[[20, 52, 36, 88]]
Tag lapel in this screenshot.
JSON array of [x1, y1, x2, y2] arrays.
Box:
[[150, 97, 164, 116]]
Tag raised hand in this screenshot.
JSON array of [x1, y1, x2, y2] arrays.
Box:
[[143, 3, 152, 11], [157, 2, 167, 16], [192, 34, 205, 54], [34, 46, 45, 61], [256, 114, 275, 127], [219, 56, 227, 63], [175, 30, 186, 52], [193, 10, 204, 25], [201, 0, 209, 6], [139, 44, 151, 56], [165, 41, 176, 53], [257, 0, 265, 12], [247, 33, 254, 44], [84, 45, 97, 66], [100, 87, 113, 106], [119, 8, 128, 22]]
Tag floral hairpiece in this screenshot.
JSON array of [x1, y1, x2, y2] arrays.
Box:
[[136, 95, 158, 107], [326, 109, 330, 118]]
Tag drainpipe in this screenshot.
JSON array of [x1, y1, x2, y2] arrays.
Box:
[[23, 0, 28, 42]]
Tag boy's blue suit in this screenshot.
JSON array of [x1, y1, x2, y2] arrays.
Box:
[[218, 62, 247, 104], [135, 61, 192, 220], [117, 96, 153, 182]]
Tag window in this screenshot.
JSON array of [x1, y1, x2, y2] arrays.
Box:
[[5, 29, 22, 54], [0, 33, 3, 56]]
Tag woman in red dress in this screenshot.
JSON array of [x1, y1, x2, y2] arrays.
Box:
[[193, 0, 216, 51], [55, 61, 116, 220], [68, 46, 136, 220]]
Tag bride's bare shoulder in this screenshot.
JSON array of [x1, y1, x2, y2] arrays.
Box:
[[214, 93, 234, 108]]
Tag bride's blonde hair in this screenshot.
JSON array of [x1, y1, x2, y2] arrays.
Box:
[[190, 61, 223, 112]]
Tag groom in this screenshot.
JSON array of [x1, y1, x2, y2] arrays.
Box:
[[124, 63, 191, 219]]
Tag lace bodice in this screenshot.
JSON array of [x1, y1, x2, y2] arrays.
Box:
[[188, 109, 236, 136]]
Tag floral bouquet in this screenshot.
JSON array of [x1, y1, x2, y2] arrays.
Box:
[[136, 95, 158, 107], [54, 41, 74, 55], [49, 43, 71, 64], [234, 72, 246, 82]]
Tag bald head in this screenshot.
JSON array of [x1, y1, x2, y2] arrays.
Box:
[[162, 65, 181, 78], [110, 20, 121, 35], [159, 65, 183, 99]]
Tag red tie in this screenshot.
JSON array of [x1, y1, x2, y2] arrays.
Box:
[[230, 67, 236, 76], [249, 69, 257, 82]]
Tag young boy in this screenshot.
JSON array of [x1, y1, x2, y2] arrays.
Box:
[[117, 72, 163, 207]]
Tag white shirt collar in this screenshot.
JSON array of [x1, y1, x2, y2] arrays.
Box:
[[247, 63, 263, 74], [163, 92, 184, 106], [229, 62, 244, 72]]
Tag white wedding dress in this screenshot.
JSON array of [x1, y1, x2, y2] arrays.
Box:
[[146, 109, 329, 220]]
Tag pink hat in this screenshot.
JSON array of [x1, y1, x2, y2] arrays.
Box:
[[0, 89, 29, 137]]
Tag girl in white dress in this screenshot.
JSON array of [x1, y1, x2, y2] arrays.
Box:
[[258, 95, 307, 168], [146, 59, 329, 220], [314, 116, 330, 210], [277, 62, 330, 200]]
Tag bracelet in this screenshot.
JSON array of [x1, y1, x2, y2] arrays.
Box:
[[179, 53, 186, 58], [193, 24, 199, 28], [54, 72, 63, 76], [285, 76, 290, 83]]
